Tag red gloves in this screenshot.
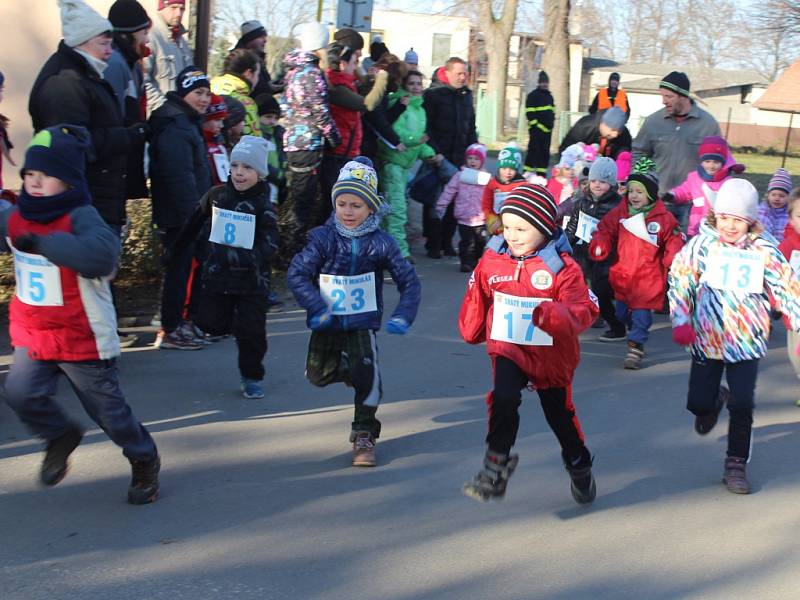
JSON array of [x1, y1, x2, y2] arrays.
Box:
[[533, 302, 574, 337], [672, 324, 696, 346], [589, 239, 609, 261]]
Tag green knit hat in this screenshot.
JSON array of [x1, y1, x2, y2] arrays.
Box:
[[496, 144, 523, 173]]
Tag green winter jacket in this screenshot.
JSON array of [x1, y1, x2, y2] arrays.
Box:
[[377, 90, 435, 169]]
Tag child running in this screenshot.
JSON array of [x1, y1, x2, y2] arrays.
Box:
[[482, 143, 527, 237], [459, 184, 600, 504], [758, 168, 792, 242], [669, 179, 800, 494], [435, 143, 490, 272], [0, 125, 160, 504], [589, 159, 685, 369], [778, 190, 800, 406], [287, 157, 421, 466]]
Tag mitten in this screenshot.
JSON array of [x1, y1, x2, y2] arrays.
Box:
[[310, 309, 334, 331], [385, 317, 409, 335], [589, 238, 608, 261], [672, 323, 696, 346], [13, 233, 40, 254], [532, 301, 572, 337]]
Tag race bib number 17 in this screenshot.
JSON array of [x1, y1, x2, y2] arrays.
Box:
[[490, 292, 553, 346]]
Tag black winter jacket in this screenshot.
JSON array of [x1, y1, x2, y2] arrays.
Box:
[[565, 188, 622, 278], [29, 41, 130, 226], [422, 68, 477, 167], [148, 92, 212, 229], [558, 112, 632, 160]]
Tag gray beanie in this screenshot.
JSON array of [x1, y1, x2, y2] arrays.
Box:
[[714, 179, 759, 223], [588, 157, 618, 186], [230, 135, 270, 179], [60, 0, 113, 48], [601, 106, 627, 132]]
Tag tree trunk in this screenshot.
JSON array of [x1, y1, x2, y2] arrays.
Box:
[[478, 0, 519, 140], [541, 0, 571, 150]]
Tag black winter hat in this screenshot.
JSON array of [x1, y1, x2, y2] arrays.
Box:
[[239, 20, 267, 47], [538, 70, 549, 84], [175, 66, 210, 98], [609, 71, 620, 83], [222, 95, 246, 130], [626, 157, 660, 202], [108, 0, 151, 33], [254, 93, 280, 117], [334, 27, 364, 51], [23, 124, 92, 190], [660, 71, 690, 97]]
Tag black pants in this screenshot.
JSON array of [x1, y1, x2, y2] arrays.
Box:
[[423, 202, 457, 254], [687, 358, 758, 460], [591, 271, 624, 332], [319, 154, 350, 227], [159, 227, 194, 332], [525, 129, 551, 176], [278, 150, 322, 268], [196, 292, 268, 381], [458, 223, 487, 268], [487, 356, 586, 458]]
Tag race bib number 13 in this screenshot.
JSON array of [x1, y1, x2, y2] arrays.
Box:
[[490, 292, 553, 346], [319, 272, 378, 315], [705, 247, 765, 294]]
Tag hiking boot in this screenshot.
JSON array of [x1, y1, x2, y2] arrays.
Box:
[[462, 450, 519, 502], [40, 424, 83, 486], [598, 328, 626, 342], [352, 432, 377, 467], [241, 379, 265, 400], [695, 385, 730, 435], [118, 332, 138, 348], [267, 291, 285, 313], [155, 328, 204, 350], [722, 456, 750, 494], [563, 448, 596, 504], [128, 454, 161, 505], [623, 341, 645, 370]]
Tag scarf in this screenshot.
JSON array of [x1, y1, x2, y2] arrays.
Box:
[[628, 201, 656, 217], [334, 204, 391, 239], [17, 186, 91, 223], [697, 164, 728, 183]]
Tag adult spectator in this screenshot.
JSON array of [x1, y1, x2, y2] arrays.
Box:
[[423, 56, 478, 256], [106, 0, 152, 200], [234, 20, 284, 97], [404, 48, 419, 70], [360, 54, 407, 162], [589, 72, 630, 119], [211, 49, 262, 137], [362, 35, 389, 72], [524, 70, 555, 177], [632, 71, 721, 229], [559, 107, 631, 160], [143, 0, 193, 114]]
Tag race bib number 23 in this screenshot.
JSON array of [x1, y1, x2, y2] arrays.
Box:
[[319, 272, 378, 315]]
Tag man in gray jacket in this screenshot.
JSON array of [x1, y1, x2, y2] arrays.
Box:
[[632, 71, 721, 230], [143, 0, 193, 114]]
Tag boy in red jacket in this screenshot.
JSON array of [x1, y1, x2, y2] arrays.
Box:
[[589, 159, 684, 369], [459, 184, 600, 504], [481, 143, 527, 237], [203, 94, 230, 185], [778, 191, 800, 405]]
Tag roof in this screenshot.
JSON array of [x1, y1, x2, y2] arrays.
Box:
[[753, 59, 800, 113], [588, 61, 768, 92]]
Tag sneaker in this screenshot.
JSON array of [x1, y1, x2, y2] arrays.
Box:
[[40, 424, 84, 486], [462, 450, 519, 502], [267, 291, 285, 313], [118, 331, 138, 348], [591, 317, 605, 329], [181, 322, 212, 345], [156, 328, 204, 350], [150, 314, 161, 328], [352, 432, 377, 467], [128, 454, 161, 505], [598, 328, 627, 342], [623, 342, 645, 370], [563, 448, 596, 504], [722, 456, 750, 494], [241, 379, 265, 399], [695, 385, 729, 435]]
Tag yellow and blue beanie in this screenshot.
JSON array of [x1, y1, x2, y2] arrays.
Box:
[[332, 156, 382, 212]]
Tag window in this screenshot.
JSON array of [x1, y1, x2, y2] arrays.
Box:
[[432, 33, 452, 67]]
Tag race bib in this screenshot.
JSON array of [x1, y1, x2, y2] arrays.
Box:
[[212, 152, 229, 182], [576, 211, 599, 244], [268, 183, 279, 205], [208, 206, 255, 249], [12, 246, 63, 306], [790, 250, 800, 275], [490, 292, 553, 346], [493, 191, 509, 214], [705, 247, 765, 294], [319, 272, 378, 315]]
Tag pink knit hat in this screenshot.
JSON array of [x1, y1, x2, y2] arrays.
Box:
[[465, 143, 487, 168], [768, 168, 792, 194]]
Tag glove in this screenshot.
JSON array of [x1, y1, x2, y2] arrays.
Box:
[[385, 317, 409, 335], [127, 122, 149, 145], [309, 309, 333, 331], [13, 233, 40, 254], [672, 323, 696, 346], [661, 192, 674, 205]]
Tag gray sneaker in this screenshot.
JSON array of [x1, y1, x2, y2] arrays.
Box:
[[156, 328, 204, 350]]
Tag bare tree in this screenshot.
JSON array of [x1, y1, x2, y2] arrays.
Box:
[[477, 0, 520, 136], [746, 0, 800, 79], [541, 0, 570, 147]]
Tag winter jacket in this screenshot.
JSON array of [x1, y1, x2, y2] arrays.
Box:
[[589, 199, 684, 310], [546, 176, 574, 206], [287, 218, 422, 331], [211, 73, 262, 138], [148, 92, 213, 229], [436, 167, 488, 226], [231, 42, 274, 98], [423, 67, 478, 166], [481, 175, 528, 234], [377, 90, 435, 169], [458, 231, 599, 389], [326, 69, 363, 157], [143, 17, 193, 113], [360, 83, 404, 161], [668, 220, 800, 362], [589, 87, 630, 118], [565, 188, 622, 277], [779, 222, 800, 267], [525, 87, 555, 134], [758, 203, 789, 242], [559, 112, 631, 161], [0, 204, 121, 361], [204, 130, 229, 186], [29, 41, 130, 226], [281, 49, 340, 153]]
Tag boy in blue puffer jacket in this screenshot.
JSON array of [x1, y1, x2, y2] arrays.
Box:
[[287, 157, 422, 467]]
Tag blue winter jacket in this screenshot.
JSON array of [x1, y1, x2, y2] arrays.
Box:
[[287, 218, 422, 331]]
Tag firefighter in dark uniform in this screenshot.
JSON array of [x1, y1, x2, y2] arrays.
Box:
[[524, 70, 555, 177]]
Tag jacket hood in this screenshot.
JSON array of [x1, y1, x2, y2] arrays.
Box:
[[150, 92, 201, 125], [501, 228, 573, 273], [214, 72, 251, 94], [428, 66, 471, 94], [284, 48, 319, 70], [389, 88, 423, 108]]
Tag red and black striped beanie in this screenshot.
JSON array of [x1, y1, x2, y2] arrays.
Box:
[[500, 184, 558, 237]]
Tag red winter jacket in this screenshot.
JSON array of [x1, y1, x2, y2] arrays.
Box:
[[326, 69, 362, 158], [589, 199, 684, 310], [481, 175, 527, 234], [779, 221, 800, 263], [458, 238, 599, 388]]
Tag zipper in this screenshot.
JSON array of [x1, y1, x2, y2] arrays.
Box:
[[342, 236, 359, 330], [514, 257, 523, 281]]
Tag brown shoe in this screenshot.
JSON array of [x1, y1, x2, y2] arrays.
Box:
[[723, 457, 750, 494], [352, 432, 376, 467]]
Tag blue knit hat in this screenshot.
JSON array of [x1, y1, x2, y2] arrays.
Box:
[[23, 124, 91, 189], [332, 156, 382, 212]]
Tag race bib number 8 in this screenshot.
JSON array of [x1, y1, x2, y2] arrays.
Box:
[[12, 247, 63, 306], [209, 207, 256, 249], [319, 272, 378, 315], [576, 211, 599, 244], [490, 292, 553, 346], [705, 247, 765, 294]]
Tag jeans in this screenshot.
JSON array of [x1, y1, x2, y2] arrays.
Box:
[[615, 301, 653, 345]]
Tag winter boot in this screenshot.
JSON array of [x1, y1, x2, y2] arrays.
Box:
[[462, 450, 519, 502], [623, 341, 645, 370], [722, 457, 750, 494], [352, 431, 377, 467], [128, 453, 161, 505], [695, 385, 730, 435], [563, 448, 596, 504], [40, 424, 84, 486]]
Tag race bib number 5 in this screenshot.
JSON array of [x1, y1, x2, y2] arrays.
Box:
[[319, 272, 378, 315], [12, 247, 63, 306], [490, 292, 553, 346], [705, 247, 765, 294], [209, 207, 256, 249]]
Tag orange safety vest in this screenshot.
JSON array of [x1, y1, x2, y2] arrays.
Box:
[[597, 87, 629, 113]]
